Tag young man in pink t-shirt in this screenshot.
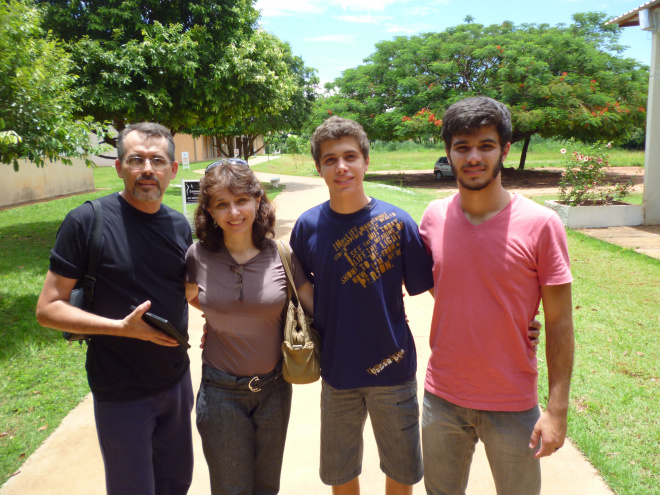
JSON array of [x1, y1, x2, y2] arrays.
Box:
[[419, 97, 574, 495]]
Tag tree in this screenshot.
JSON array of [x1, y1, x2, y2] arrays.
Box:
[[187, 32, 319, 161], [36, 0, 260, 144], [0, 0, 105, 169], [323, 13, 648, 168]]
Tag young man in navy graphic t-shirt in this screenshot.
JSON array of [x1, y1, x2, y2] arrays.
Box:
[[290, 116, 433, 495]]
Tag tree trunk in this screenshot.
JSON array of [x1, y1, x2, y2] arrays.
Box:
[[239, 135, 265, 160], [213, 136, 232, 158], [240, 136, 249, 160], [518, 136, 531, 170]]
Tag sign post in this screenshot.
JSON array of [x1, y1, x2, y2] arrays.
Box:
[[181, 179, 200, 232]]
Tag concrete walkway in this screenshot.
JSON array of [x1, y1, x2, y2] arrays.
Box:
[[3, 170, 649, 495], [579, 225, 660, 260]]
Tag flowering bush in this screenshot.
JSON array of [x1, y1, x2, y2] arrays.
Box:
[[557, 141, 633, 206]]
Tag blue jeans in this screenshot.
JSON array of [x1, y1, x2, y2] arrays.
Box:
[[320, 378, 423, 486], [93, 369, 194, 495], [422, 391, 541, 495], [196, 363, 292, 495]]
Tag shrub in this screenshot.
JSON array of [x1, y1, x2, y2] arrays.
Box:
[[557, 141, 634, 206]]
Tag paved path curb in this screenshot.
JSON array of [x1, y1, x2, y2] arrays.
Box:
[[1, 172, 618, 494]]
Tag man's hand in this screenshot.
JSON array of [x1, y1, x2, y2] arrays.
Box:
[[122, 301, 180, 347], [529, 408, 568, 458], [528, 319, 542, 348]]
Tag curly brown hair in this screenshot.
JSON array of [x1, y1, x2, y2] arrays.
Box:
[[194, 161, 276, 251]]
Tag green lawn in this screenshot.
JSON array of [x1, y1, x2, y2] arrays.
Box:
[[550, 233, 660, 494], [506, 139, 646, 169]]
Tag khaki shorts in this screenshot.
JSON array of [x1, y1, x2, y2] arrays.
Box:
[[320, 378, 423, 486]]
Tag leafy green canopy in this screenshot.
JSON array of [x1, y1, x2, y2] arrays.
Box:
[[36, 0, 317, 152], [314, 13, 648, 167], [0, 0, 105, 169], [36, 0, 267, 141], [186, 30, 319, 160]]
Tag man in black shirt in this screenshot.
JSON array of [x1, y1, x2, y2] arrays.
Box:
[[37, 123, 194, 495]]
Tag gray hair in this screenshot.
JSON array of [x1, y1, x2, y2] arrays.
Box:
[[116, 122, 175, 162]]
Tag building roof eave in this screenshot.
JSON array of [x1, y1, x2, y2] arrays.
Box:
[[606, 0, 660, 27]]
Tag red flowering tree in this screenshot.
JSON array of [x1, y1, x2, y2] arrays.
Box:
[[321, 12, 648, 168], [396, 108, 442, 142]]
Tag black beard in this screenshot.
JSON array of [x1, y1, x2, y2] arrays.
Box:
[[450, 156, 504, 191]]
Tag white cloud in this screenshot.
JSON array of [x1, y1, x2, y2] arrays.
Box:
[[255, 0, 323, 17], [405, 6, 439, 17], [256, 0, 414, 16], [385, 23, 433, 34], [336, 14, 393, 24], [303, 34, 358, 43], [331, 0, 403, 11]]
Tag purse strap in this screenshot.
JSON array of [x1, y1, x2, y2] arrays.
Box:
[[276, 240, 299, 304]]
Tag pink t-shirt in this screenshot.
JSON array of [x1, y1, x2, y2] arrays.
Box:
[[419, 193, 572, 411]]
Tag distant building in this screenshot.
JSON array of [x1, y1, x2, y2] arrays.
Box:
[[172, 134, 265, 164]]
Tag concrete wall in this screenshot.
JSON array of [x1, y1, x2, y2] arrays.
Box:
[[255, 134, 265, 155], [173, 134, 201, 163], [0, 157, 94, 208]]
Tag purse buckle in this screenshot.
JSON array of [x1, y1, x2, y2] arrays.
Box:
[[248, 376, 261, 392]]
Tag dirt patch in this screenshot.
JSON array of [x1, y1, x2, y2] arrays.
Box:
[[366, 166, 645, 196]]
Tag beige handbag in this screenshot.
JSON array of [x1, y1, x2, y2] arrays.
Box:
[[276, 241, 321, 384]]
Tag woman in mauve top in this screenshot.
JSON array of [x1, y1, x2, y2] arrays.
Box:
[[185, 159, 313, 495]]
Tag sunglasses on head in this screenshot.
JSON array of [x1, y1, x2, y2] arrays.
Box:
[[205, 158, 249, 174]]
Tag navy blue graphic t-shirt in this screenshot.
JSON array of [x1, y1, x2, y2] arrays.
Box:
[[290, 198, 433, 389]]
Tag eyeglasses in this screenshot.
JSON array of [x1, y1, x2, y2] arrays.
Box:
[[230, 265, 243, 302], [205, 158, 249, 174], [124, 156, 171, 170]]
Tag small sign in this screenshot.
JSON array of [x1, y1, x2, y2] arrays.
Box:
[[234, 148, 240, 158], [181, 179, 200, 232], [184, 180, 200, 203], [181, 151, 190, 171]]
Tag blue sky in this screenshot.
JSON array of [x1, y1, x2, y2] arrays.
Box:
[[255, 0, 653, 88]]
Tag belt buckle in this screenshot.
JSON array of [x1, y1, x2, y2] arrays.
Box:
[[248, 376, 261, 392]]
